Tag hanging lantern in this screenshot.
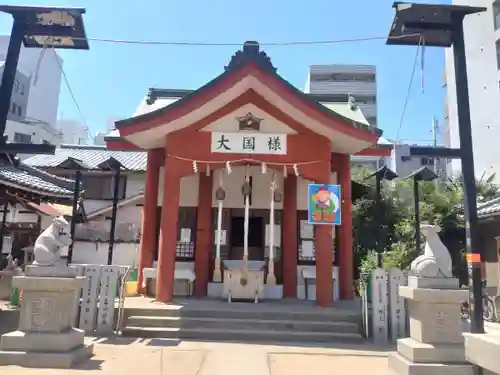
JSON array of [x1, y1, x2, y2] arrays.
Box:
[[242, 181, 252, 197], [192, 160, 198, 173], [215, 187, 226, 201], [273, 190, 283, 203], [261, 162, 267, 174], [226, 161, 232, 174], [293, 164, 299, 177]]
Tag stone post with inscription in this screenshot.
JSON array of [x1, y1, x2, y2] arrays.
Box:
[[388, 224, 472, 375], [0, 217, 93, 368]]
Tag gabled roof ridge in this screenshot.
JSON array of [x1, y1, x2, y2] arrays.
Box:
[[19, 164, 76, 192]]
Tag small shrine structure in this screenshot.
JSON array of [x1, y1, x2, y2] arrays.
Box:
[[106, 41, 391, 306]]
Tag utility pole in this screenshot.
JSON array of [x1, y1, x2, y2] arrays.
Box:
[[431, 117, 440, 189]]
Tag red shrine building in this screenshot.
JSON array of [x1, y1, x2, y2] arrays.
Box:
[[106, 41, 390, 306]]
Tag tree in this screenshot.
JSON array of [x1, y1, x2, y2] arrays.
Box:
[[354, 173, 500, 284]]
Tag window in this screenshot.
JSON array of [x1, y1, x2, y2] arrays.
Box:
[[42, 140, 51, 145], [421, 157, 435, 166], [496, 40, 500, 70], [494, 1, 500, 30], [82, 175, 127, 200], [11, 103, 16, 114], [401, 156, 412, 162], [17, 105, 21, 117], [13, 132, 31, 143], [328, 73, 375, 82]]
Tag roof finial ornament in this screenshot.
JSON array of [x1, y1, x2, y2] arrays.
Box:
[[347, 93, 357, 110], [225, 41, 277, 74]]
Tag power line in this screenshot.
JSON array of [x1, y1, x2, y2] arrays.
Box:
[[48, 32, 423, 146], [52, 50, 93, 143], [394, 36, 423, 143], [70, 33, 422, 47]]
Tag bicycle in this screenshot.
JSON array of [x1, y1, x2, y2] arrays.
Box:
[[460, 281, 497, 322]]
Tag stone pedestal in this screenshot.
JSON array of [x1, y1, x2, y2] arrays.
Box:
[[0, 266, 93, 368], [388, 276, 473, 375]]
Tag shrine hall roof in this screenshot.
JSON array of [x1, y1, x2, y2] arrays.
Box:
[[0, 158, 75, 199], [114, 42, 382, 144], [24, 144, 147, 171], [133, 89, 375, 129]]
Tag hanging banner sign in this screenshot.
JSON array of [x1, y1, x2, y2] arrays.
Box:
[[211, 132, 287, 155], [307, 184, 341, 225]]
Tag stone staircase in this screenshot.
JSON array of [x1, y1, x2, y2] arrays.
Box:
[[121, 300, 364, 344]]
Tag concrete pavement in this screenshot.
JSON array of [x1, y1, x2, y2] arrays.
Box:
[[1, 337, 394, 375]]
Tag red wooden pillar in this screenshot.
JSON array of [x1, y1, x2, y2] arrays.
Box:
[[338, 153, 354, 300], [156, 154, 181, 303], [194, 173, 213, 296], [315, 161, 333, 307], [137, 150, 161, 294], [282, 175, 298, 298]]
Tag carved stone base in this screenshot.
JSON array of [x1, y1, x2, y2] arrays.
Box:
[[389, 281, 471, 375], [0, 269, 93, 368], [389, 352, 473, 375], [0, 343, 94, 368]]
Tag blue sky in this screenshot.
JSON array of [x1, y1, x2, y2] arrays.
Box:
[[0, 0, 448, 143]]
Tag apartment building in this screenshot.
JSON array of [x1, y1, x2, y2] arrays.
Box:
[[443, 0, 500, 182], [306, 64, 377, 127], [305, 63, 381, 170]]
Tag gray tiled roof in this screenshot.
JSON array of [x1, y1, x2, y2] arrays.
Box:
[[24, 145, 147, 171], [477, 197, 500, 219], [0, 163, 75, 198]]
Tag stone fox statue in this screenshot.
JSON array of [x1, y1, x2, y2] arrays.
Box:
[[410, 224, 453, 278], [33, 216, 71, 267]]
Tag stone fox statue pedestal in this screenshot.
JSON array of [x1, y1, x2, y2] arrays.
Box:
[[389, 224, 472, 375], [0, 216, 93, 368]]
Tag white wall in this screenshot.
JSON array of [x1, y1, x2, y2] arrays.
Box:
[[444, 1, 500, 181], [157, 165, 338, 210], [201, 103, 297, 134], [57, 120, 88, 145], [71, 241, 139, 266], [0, 35, 62, 127], [7, 204, 38, 223], [5, 119, 62, 148]]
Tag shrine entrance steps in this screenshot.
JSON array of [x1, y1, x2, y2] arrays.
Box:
[[120, 297, 364, 344]]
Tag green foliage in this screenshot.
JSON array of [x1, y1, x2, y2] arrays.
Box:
[[353, 173, 499, 284]]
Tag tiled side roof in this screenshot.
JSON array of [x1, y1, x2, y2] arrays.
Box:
[[477, 197, 500, 219], [0, 163, 75, 198], [23, 145, 147, 171]]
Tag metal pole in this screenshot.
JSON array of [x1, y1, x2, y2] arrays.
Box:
[[451, 14, 484, 334], [67, 169, 81, 264], [0, 202, 9, 254], [108, 167, 121, 265], [413, 177, 421, 253], [0, 17, 25, 137], [243, 165, 250, 264], [375, 174, 383, 267]]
